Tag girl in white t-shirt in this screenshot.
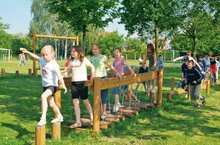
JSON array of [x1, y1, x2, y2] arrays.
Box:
[[67, 46, 95, 128], [20, 45, 67, 126]]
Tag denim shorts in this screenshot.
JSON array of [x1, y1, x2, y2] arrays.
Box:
[[112, 85, 126, 95], [100, 76, 108, 104]]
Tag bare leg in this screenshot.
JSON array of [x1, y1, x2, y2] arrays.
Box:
[[48, 96, 62, 116], [73, 99, 81, 124], [40, 89, 53, 120], [83, 99, 93, 122]]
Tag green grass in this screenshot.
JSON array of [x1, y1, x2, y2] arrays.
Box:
[[0, 60, 220, 145]]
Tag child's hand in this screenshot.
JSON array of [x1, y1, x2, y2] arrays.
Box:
[[132, 72, 136, 77], [20, 48, 27, 53], [63, 86, 67, 94], [192, 81, 197, 84], [184, 85, 188, 90], [116, 72, 122, 79]]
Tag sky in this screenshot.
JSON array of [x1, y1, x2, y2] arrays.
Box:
[[0, 0, 129, 36]]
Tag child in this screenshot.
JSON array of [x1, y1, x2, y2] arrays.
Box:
[[157, 54, 164, 70], [142, 43, 157, 93], [209, 52, 217, 85], [66, 46, 95, 128], [20, 46, 67, 126], [112, 48, 136, 112], [18, 52, 26, 66], [184, 60, 206, 107], [197, 54, 206, 72], [90, 43, 121, 119], [135, 61, 148, 93]]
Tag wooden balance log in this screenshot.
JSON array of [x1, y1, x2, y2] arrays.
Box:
[[1, 68, 5, 78], [52, 122, 61, 140], [35, 125, 46, 145], [15, 70, 19, 77]]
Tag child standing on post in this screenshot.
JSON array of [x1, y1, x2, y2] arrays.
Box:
[[20, 46, 67, 126], [142, 43, 157, 93], [90, 43, 121, 119], [184, 60, 205, 107], [112, 48, 136, 112], [66, 46, 95, 128]]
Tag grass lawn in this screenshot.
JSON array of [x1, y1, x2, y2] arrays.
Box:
[[0, 60, 220, 145]]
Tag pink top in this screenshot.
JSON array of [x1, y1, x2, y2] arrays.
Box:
[[113, 58, 126, 75]]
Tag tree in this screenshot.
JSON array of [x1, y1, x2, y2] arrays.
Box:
[[119, 0, 183, 53], [30, 0, 73, 36], [46, 0, 119, 53], [98, 32, 124, 57], [171, 0, 220, 54]]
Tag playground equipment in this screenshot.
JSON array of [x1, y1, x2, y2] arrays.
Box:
[[58, 70, 162, 134], [32, 34, 79, 76], [167, 78, 210, 101], [35, 69, 163, 144]]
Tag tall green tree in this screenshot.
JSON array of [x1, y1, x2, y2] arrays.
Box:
[[46, 0, 119, 53], [171, 0, 220, 54], [98, 32, 124, 57], [119, 0, 183, 53], [30, 0, 73, 36]]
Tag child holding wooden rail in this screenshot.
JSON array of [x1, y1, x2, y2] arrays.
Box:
[[20, 45, 67, 126], [66, 46, 95, 128]]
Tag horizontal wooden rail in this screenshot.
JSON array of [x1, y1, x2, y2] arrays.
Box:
[[35, 34, 78, 40], [58, 70, 163, 135]]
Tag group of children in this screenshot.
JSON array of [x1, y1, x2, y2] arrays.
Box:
[[173, 50, 220, 107], [20, 42, 164, 128]]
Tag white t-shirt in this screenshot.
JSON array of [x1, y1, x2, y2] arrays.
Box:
[[68, 57, 91, 82], [39, 57, 59, 87]]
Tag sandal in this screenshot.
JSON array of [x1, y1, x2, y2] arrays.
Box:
[[69, 122, 82, 128]]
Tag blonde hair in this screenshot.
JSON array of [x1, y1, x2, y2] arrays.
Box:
[[41, 45, 55, 58]]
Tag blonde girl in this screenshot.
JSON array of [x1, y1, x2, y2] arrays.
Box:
[[20, 45, 67, 126]]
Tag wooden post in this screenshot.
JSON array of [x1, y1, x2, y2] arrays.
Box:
[[206, 80, 210, 96], [127, 84, 132, 105], [52, 122, 61, 140], [188, 85, 191, 101], [1, 68, 5, 78], [28, 69, 32, 76], [166, 93, 172, 102], [54, 80, 62, 118], [33, 33, 37, 76], [35, 125, 46, 145], [93, 78, 101, 135], [15, 70, 19, 77], [171, 78, 175, 91], [157, 69, 163, 106]]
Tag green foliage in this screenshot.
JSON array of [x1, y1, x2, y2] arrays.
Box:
[[98, 32, 124, 57], [171, 0, 220, 54], [126, 37, 146, 54], [46, 0, 119, 52], [30, 0, 74, 36], [119, 0, 183, 38]]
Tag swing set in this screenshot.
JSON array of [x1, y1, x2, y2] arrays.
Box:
[[32, 34, 79, 76]]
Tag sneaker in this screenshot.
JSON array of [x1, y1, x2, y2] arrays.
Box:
[[37, 119, 46, 126], [185, 94, 188, 98], [51, 115, 63, 123], [151, 89, 155, 94], [101, 114, 106, 120], [197, 103, 201, 108], [113, 104, 120, 112], [201, 96, 206, 105]]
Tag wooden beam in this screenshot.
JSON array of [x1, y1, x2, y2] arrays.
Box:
[[35, 34, 78, 40], [157, 69, 163, 106]]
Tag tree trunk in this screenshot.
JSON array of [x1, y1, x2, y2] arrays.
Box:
[[155, 27, 159, 55], [192, 28, 198, 57], [82, 26, 86, 54]]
